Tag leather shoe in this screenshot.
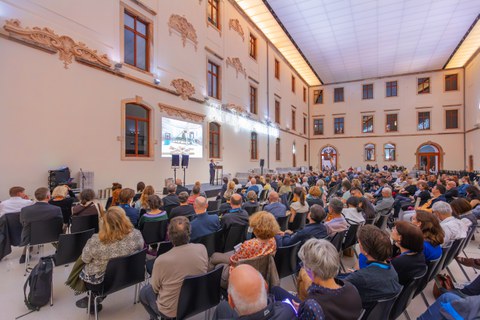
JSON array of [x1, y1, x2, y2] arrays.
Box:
[[89, 304, 102, 314], [75, 296, 89, 308], [19, 255, 28, 264]]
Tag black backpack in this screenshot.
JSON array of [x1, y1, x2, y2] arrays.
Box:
[[23, 257, 53, 311]]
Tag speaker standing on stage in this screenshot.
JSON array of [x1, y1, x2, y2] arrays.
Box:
[[209, 160, 216, 185]]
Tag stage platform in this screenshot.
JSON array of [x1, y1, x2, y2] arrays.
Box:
[[163, 182, 222, 198]]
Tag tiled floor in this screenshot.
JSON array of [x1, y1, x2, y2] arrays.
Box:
[[1, 236, 478, 320]]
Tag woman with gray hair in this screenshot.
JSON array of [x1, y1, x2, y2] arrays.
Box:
[[272, 238, 363, 319]]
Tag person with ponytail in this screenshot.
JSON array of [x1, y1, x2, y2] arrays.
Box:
[[289, 187, 309, 224]]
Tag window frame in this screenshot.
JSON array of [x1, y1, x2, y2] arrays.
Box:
[[385, 113, 398, 132], [291, 108, 296, 131], [207, 60, 220, 100], [275, 138, 281, 161], [209, 122, 221, 159], [123, 9, 151, 72], [304, 144, 307, 162], [313, 89, 323, 104], [334, 87, 344, 102], [274, 59, 280, 79], [121, 98, 154, 161], [384, 143, 396, 161], [417, 111, 431, 131], [417, 77, 431, 94], [207, 0, 220, 29], [445, 74, 458, 92], [250, 132, 258, 160], [249, 85, 257, 114], [274, 100, 280, 124], [362, 115, 374, 133], [445, 109, 459, 129], [362, 84, 373, 100], [291, 75, 296, 93], [313, 118, 324, 135], [249, 33, 257, 60], [303, 115, 307, 135], [303, 87, 307, 103], [334, 117, 345, 135], [364, 143, 376, 162], [386, 81, 398, 97]]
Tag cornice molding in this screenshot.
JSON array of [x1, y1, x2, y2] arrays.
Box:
[[167, 14, 198, 51]]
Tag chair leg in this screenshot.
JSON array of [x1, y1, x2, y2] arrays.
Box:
[[133, 284, 138, 304], [87, 291, 91, 315], [457, 261, 471, 282], [50, 274, 54, 306], [462, 250, 478, 275], [353, 247, 358, 259], [24, 246, 30, 276], [403, 310, 411, 320], [94, 295, 100, 320], [446, 267, 457, 283], [420, 292, 430, 308]]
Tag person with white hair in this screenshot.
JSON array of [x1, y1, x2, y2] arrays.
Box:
[[373, 187, 394, 216], [212, 264, 297, 319], [432, 201, 468, 244]]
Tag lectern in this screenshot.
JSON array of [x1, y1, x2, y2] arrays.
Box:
[[215, 165, 223, 185]]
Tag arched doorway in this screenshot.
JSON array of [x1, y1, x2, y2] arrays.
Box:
[[416, 142, 443, 173], [320, 145, 337, 171]]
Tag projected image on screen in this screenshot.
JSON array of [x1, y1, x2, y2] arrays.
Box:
[[161, 117, 203, 158]]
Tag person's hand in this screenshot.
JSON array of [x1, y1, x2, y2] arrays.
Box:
[[292, 300, 300, 311], [277, 231, 285, 236], [284, 230, 293, 235]]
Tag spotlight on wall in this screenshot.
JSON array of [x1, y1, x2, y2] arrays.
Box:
[[153, 78, 160, 85], [114, 63, 123, 71]]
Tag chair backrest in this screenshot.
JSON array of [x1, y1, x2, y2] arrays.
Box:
[[389, 268, 427, 320], [70, 214, 99, 233], [374, 207, 393, 231], [329, 230, 347, 252], [442, 238, 464, 270], [141, 220, 168, 245], [414, 256, 441, 297], [5, 212, 22, 246], [245, 206, 259, 216], [192, 229, 224, 257], [163, 204, 178, 216], [459, 225, 475, 253], [207, 200, 220, 212], [342, 223, 361, 250], [428, 243, 451, 282], [237, 254, 280, 289], [176, 266, 223, 320], [156, 241, 173, 256], [258, 189, 267, 201], [101, 249, 147, 295], [223, 225, 248, 253], [54, 228, 94, 266], [289, 211, 307, 232], [361, 288, 402, 320], [30, 218, 64, 246], [274, 242, 302, 279], [276, 216, 289, 232]]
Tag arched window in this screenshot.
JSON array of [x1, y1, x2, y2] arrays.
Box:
[[250, 132, 258, 160], [275, 138, 281, 161], [209, 122, 221, 159], [364, 143, 375, 161], [320, 146, 337, 170], [125, 103, 150, 157], [384, 143, 396, 161]]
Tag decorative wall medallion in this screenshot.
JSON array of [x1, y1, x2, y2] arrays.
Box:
[[158, 103, 205, 122], [167, 14, 198, 51], [226, 103, 246, 114], [228, 19, 244, 41], [226, 57, 247, 79], [3, 19, 111, 69], [171, 78, 195, 100]]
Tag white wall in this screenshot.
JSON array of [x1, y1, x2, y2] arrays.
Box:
[[465, 51, 480, 171]]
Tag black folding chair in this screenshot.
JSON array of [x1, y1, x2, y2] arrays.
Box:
[[274, 242, 301, 284], [70, 214, 99, 233], [374, 206, 394, 231], [163, 204, 178, 216], [223, 225, 248, 252], [244, 206, 260, 216], [361, 288, 402, 320], [329, 230, 347, 253], [441, 238, 464, 277], [288, 212, 307, 232], [192, 229, 224, 257], [25, 218, 63, 275], [175, 266, 224, 320], [413, 257, 441, 303], [276, 216, 289, 232], [88, 249, 147, 320], [454, 226, 476, 281], [146, 241, 174, 275], [342, 223, 361, 256], [141, 220, 168, 246], [389, 268, 427, 320], [4, 212, 22, 246], [207, 200, 221, 212], [419, 243, 451, 307]]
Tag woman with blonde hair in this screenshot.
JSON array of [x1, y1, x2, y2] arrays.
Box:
[[278, 177, 292, 196], [134, 185, 155, 210], [49, 184, 77, 227], [77, 206, 144, 312]]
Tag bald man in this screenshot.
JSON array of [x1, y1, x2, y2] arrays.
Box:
[[221, 194, 249, 230], [212, 265, 296, 319], [189, 196, 220, 241], [264, 191, 287, 218]]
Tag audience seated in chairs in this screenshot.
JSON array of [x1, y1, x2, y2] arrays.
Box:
[[74, 206, 144, 313], [344, 224, 402, 310], [213, 264, 297, 320], [325, 198, 349, 237], [49, 184, 77, 229], [221, 194, 249, 230], [306, 186, 323, 208], [278, 177, 293, 196], [418, 184, 447, 213], [134, 185, 155, 211], [117, 188, 139, 227], [272, 238, 363, 319], [444, 180, 458, 203], [209, 211, 279, 289], [411, 210, 444, 262], [139, 216, 208, 319], [390, 221, 427, 286], [72, 189, 101, 217], [168, 191, 195, 221], [373, 187, 394, 216], [190, 196, 220, 242], [450, 198, 478, 228], [276, 204, 328, 247], [263, 191, 287, 218], [0, 186, 32, 216], [19, 187, 63, 264], [164, 184, 180, 208], [432, 201, 468, 245], [137, 195, 167, 229], [187, 183, 201, 205], [245, 178, 261, 196], [219, 189, 233, 215], [174, 178, 189, 195], [243, 191, 259, 210]]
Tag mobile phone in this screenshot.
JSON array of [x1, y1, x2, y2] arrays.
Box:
[[282, 298, 298, 315]]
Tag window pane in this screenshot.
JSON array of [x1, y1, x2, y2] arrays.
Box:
[[137, 20, 146, 35], [126, 104, 148, 118], [124, 13, 134, 29], [137, 120, 148, 155], [125, 119, 136, 155], [124, 29, 135, 66], [136, 36, 146, 70]]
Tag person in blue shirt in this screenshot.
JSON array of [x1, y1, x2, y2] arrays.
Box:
[[118, 188, 139, 226], [264, 191, 287, 218], [190, 196, 220, 241]]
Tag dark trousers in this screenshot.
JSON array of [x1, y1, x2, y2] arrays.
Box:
[[461, 274, 480, 296], [271, 286, 301, 303], [210, 172, 215, 185]]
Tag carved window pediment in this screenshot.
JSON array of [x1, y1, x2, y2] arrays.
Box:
[[167, 14, 198, 51]]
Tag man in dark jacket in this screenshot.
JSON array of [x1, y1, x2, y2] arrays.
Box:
[[212, 265, 296, 319], [190, 196, 220, 241], [221, 194, 249, 230], [174, 179, 189, 195]]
